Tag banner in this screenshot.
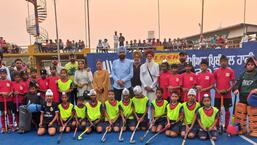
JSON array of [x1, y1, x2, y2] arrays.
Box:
[[87, 42, 257, 79]]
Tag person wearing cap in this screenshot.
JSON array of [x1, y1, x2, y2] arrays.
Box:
[[168, 64, 182, 97], [132, 85, 149, 130], [0, 52, 11, 80], [64, 54, 78, 81], [111, 46, 133, 101], [93, 60, 110, 104], [181, 62, 197, 102], [58, 92, 74, 133], [140, 49, 159, 120], [47, 66, 60, 103], [181, 88, 201, 139], [85, 89, 104, 133], [119, 88, 135, 131], [159, 60, 171, 100], [197, 94, 219, 141], [0, 68, 14, 132], [37, 69, 49, 99], [196, 59, 214, 102], [214, 55, 235, 129], [38, 89, 58, 136]]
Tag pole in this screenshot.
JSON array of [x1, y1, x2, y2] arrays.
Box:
[[200, 0, 204, 43], [84, 0, 88, 47], [27, 2, 32, 45], [243, 0, 247, 36], [87, 0, 91, 49], [54, 0, 60, 62], [157, 0, 161, 40]]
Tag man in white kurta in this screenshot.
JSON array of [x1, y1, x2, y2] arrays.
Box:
[[140, 50, 159, 120]]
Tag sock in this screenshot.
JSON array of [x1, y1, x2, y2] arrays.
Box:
[[225, 110, 230, 128], [8, 114, 13, 127], [1, 115, 6, 129]]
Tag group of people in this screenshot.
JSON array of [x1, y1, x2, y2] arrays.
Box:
[[0, 47, 256, 143], [0, 37, 21, 54]]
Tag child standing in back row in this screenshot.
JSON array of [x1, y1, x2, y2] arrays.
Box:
[[181, 62, 196, 102], [47, 66, 59, 103]]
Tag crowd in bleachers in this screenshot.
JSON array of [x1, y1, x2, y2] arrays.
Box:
[[0, 37, 22, 54]]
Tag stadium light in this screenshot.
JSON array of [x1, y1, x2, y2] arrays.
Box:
[[53, 0, 60, 62]]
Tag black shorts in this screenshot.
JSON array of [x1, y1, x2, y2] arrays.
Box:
[[0, 101, 14, 111], [181, 123, 199, 135], [86, 120, 104, 129], [153, 117, 166, 127], [167, 121, 182, 134], [40, 121, 58, 129], [214, 98, 232, 110], [126, 119, 136, 128], [61, 118, 72, 127], [198, 129, 217, 138], [137, 114, 149, 128], [104, 116, 122, 128]]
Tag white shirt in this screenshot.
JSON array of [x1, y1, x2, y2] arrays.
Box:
[[140, 61, 159, 89], [114, 35, 119, 43]]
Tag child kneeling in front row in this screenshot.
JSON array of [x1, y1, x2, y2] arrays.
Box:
[[72, 96, 87, 130], [198, 94, 219, 141], [38, 89, 58, 136]]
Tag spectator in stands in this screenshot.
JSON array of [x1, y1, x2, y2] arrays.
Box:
[[96, 39, 103, 53], [119, 33, 125, 46], [113, 31, 119, 52], [59, 39, 64, 51], [111, 46, 133, 101], [102, 39, 110, 53], [216, 35, 225, 48], [131, 51, 142, 88]]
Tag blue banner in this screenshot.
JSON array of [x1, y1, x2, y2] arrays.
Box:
[[87, 42, 257, 79]]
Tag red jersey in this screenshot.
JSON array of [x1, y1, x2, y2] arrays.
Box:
[[159, 72, 171, 100], [214, 67, 235, 98], [37, 78, 49, 96], [181, 72, 197, 101], [0, 79, 12, 102], [196, 71, 214, 101], [47, 76, 60, 103], [21, 80, 30, 94], [11, 81, 25, 104], [168, 73, 182, 96]]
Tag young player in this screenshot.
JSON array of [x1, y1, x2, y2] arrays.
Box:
[[37, 69, 49, 100], [86, 89, 103, 133], [132, 86, 149, 131], [196, 59, 214, 101], [165, 91, 183, 137], [103, 90, 121, 132], [181, 89, 201, 139], [38, 89, 58, 136], [0, 69, 13, 133], [159, 60, 171, 100], [168, 64, 182, 99], [12, 72, 25, 128], [72, 96, 86, 130], [198, 94, 219, 141], [181, 62, 197, 102], [57, 69, 73, 103], [30, 68, 39, 83], [119, 88, 135, 131], [20, 71, 30, 94], [47, 66, 60, 103], [151, 88, 168, 133], [58, 92, 74, 133], [214, 55, 235, 129]]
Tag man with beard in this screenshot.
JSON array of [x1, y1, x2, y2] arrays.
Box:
[[47, 56, 63, 75], [64, 54, 78, 81], [111, 46, 133, 101], [177, 51, 194, 74]]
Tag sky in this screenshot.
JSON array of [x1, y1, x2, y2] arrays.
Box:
[[0, 0, 257, 47]]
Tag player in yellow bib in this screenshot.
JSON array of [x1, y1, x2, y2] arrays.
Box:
[[119, 88, 136, 131], [86, 89, 104, 133], [72, 96, 86, 130], [198, 94, 219, 141], [151, 88, 168, 133], [103, 90, 122, 132], [132, 86, 149, 131], [57, 69, 73, 103], [165, 91, 183, 137], [181, 89, 201, 139], [58, 92, 74, 133]]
